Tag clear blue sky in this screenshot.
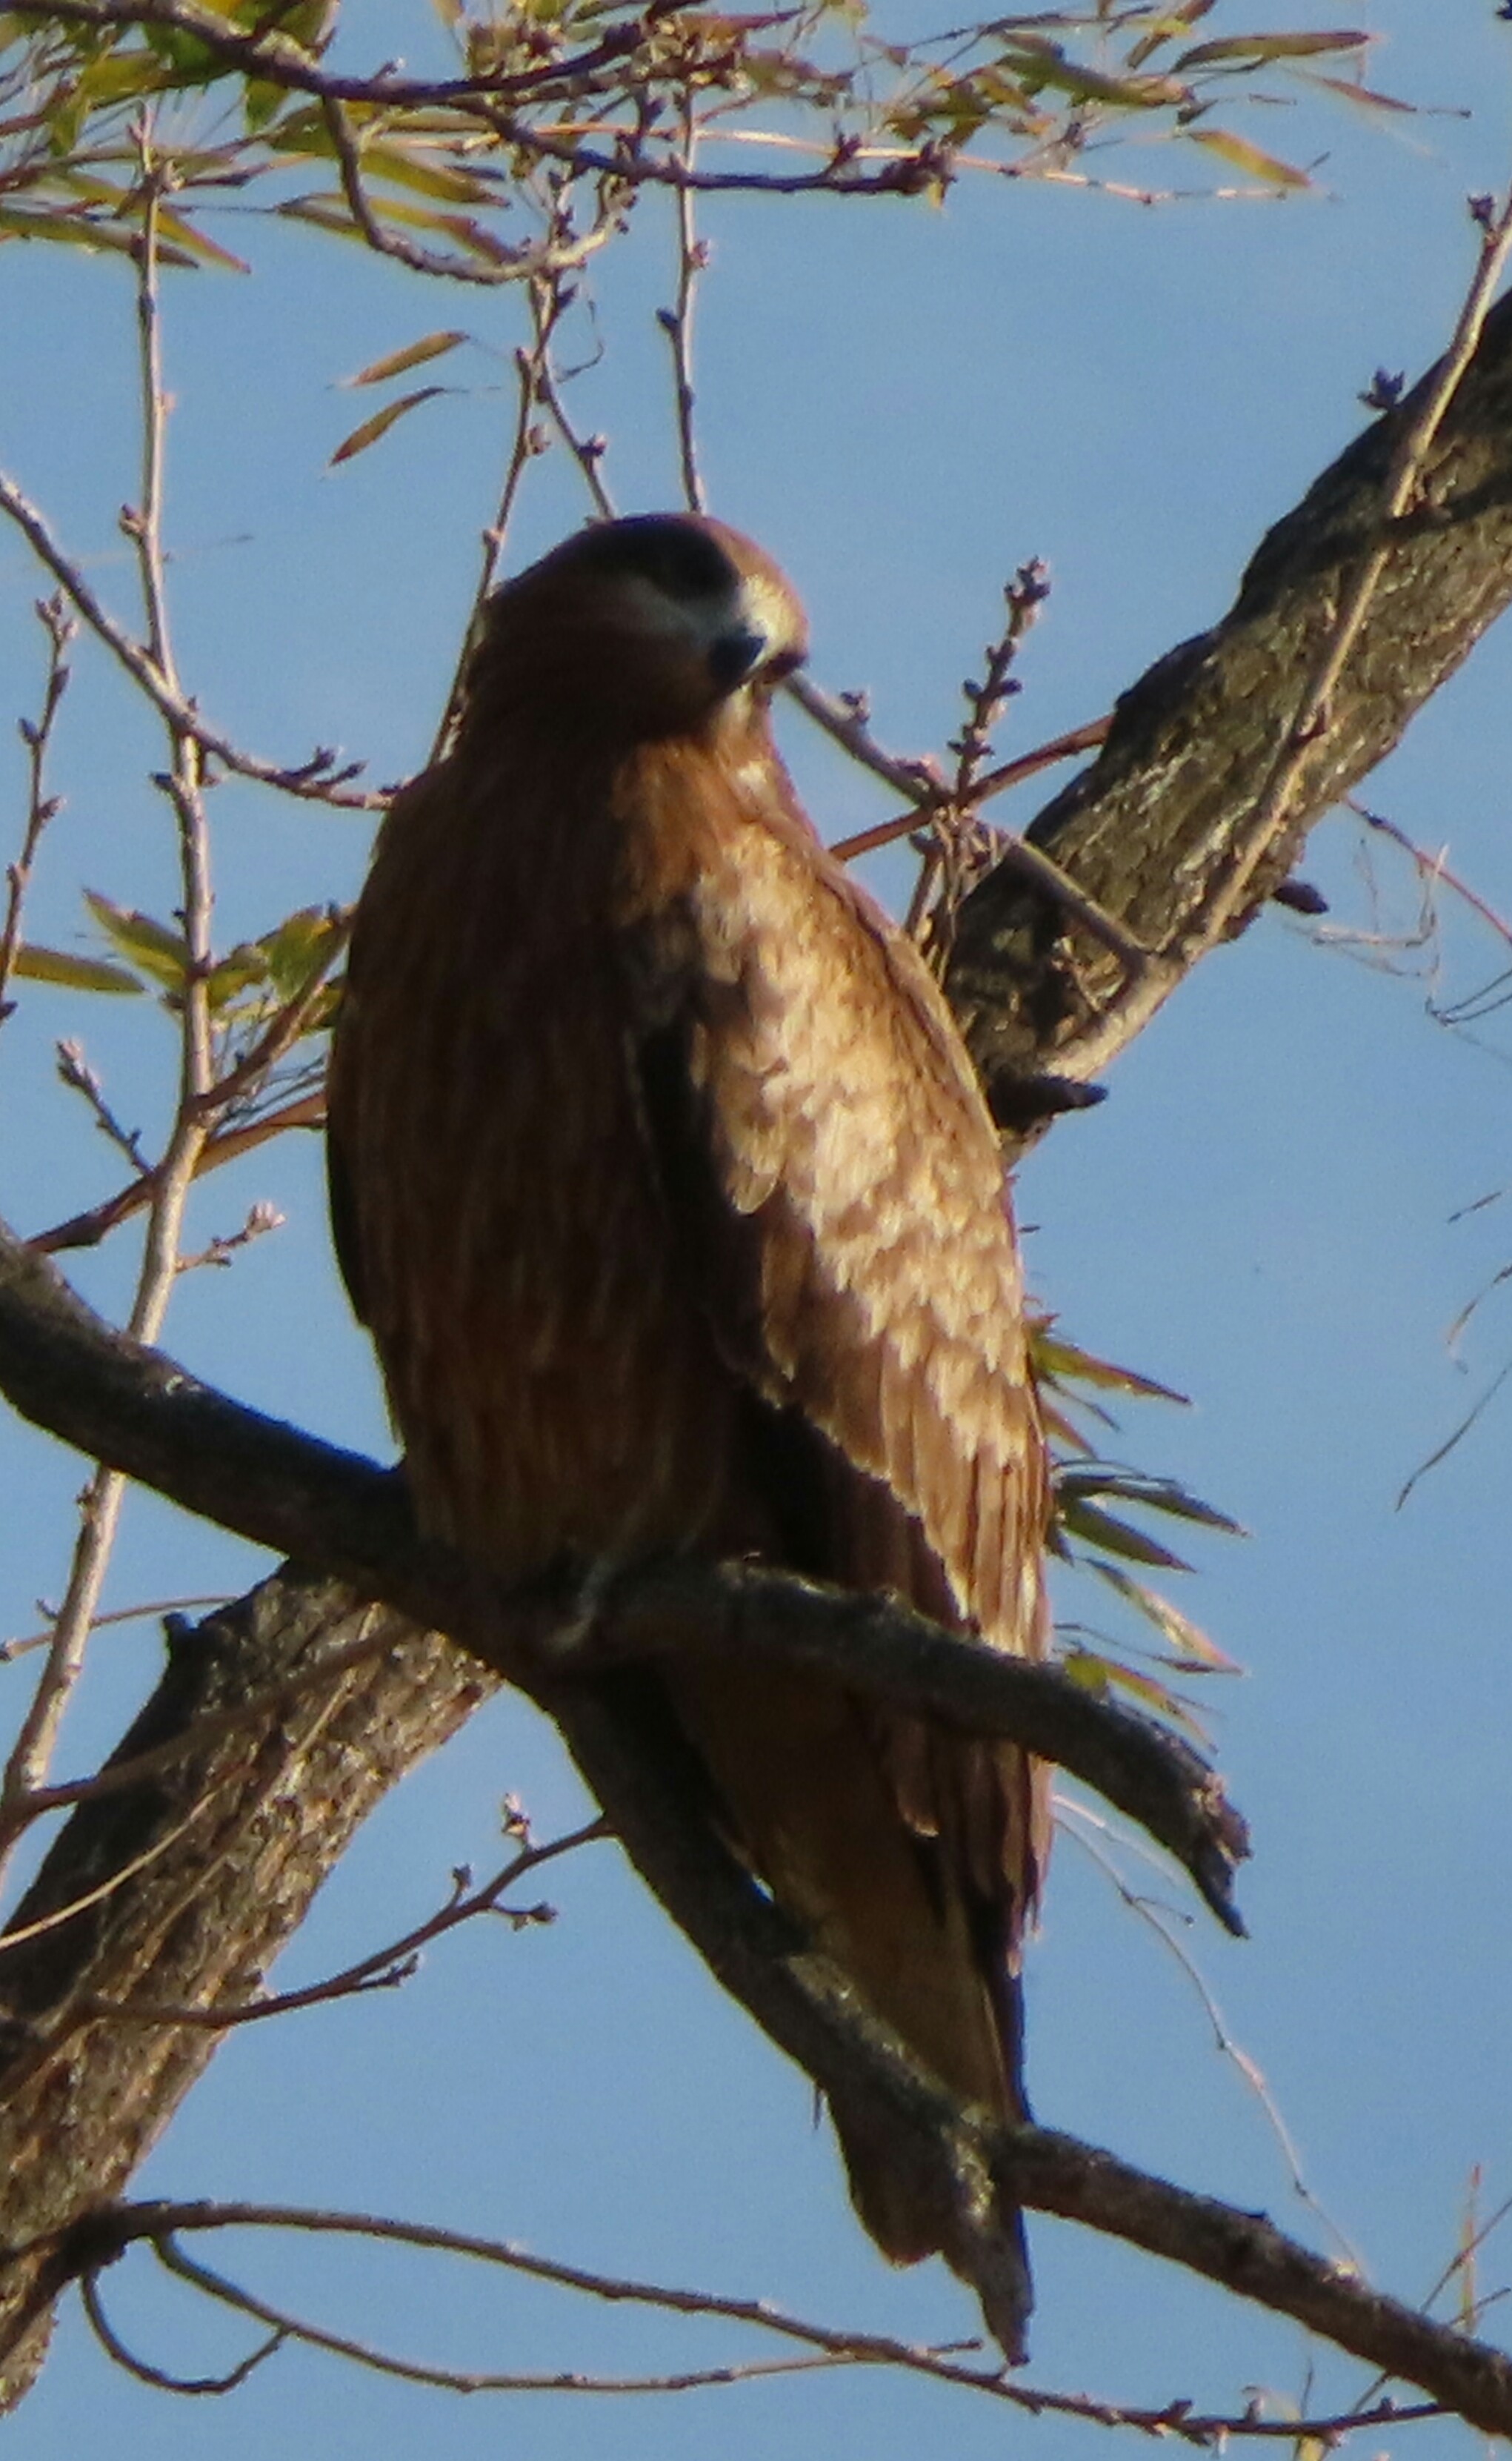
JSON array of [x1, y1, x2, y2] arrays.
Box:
[[4, 4, 1512, 2453]]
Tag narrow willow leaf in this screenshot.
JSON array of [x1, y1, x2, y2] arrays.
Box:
[[343, 330, 468, 388], [1060, 1644, 1208, 1740], [1086, 1558, 1242, 1670], [1177, 30, 1368, 69], [359, 142, 501, 206], [151, 205, 251, 274], [0, 208, 164, 256], [1127, 2, 1218, 70], [1058, 1463, 1246, 1536], [330, 387, 448, 466], [13, 945, 144, 994], [1033, 1328, 1189, 1405], [1298, 70, 1417, 118], [1056, 1495, 1193, 1572], [1183, 126, 1312, 187], [83, 889, 189, 987], [999, 43, 1188, 108]]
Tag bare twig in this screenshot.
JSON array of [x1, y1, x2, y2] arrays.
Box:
[[1057, 1801, 1361, 2269], [16, 2197, 1475, 2439], [828, 717, 1111, 857], [533, 292, 616, 519], [0, 597, 74, 1028], [0, 1595, 230, 1664], [427, 293, 559, 764], [81, 1816, 608, 2028], [0, 150, 214, 1862], [0, 472, 379, 811], [792, 674, 1141, 969], [53, 1040, 147, 1172], [659, 94, 706, 515], [787, 670, 944, 802], [81, 2268, 285, 2395], [31, 1088, 326, 1256]]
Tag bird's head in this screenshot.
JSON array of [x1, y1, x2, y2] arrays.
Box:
[[464, 513, 809, 745]]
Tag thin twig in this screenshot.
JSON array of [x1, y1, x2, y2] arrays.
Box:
[[660, 93, 706, 514], [533, 297, 616, 519], [0, 597, 74, 1027], [81, 2268, 285, 2395], [0, 147, 214, 1863], [1, 1594, 230, 1663], [35, 2198, 1456, 2439], [0, 471, 379, 810], [83, 1817, 609, 2028], [31, 1087, 326, 1256], [427, 290, 560, 764], [1057, 1801, 1362, 2269], [827, 716, 1111, 860], [320, 95, 618, 289]]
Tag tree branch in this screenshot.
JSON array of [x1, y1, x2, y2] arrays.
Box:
[[0, 1215, 1244, 1921], [948, 285, 1512, 1117]]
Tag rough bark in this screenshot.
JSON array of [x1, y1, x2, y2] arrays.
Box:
[[948, 288, 1512, 1109], [0, 1578, 487, 2406], [4, 286, 1512, 2406]]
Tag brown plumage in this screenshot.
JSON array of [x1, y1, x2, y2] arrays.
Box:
[[327, 513, 1052, 2354]]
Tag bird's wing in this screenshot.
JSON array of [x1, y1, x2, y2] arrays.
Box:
[[621, 742, 1051, 2059]]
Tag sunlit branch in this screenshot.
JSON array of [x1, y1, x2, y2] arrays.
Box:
[[0, 1214, 1247, 1923], [27, 2196, 1508, 2438], [1056, 181, 1512, 1084]]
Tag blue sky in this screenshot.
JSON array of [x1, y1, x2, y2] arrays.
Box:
[[4, 4, 1512, 2453]]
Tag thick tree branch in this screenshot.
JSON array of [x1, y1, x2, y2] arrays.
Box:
[[0, 1216, 1244, 1922], [948, 286, 1512, 1116]]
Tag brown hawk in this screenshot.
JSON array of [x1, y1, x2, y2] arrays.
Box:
[[327, 513, 1052, 2354]]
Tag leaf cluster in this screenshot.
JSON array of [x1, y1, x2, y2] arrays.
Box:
[[0, 0, 1416, 284]]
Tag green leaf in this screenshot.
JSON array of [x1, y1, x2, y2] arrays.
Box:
[[1059, 1644, 1210, 1740], [330, 387, 449, 466], [1085, 1559, 1242, 1670], [204, 943, 270, 1012], [1056, 1496, 1193, 1572], [998, 41, 1188, 109], [359, 142, 502, 207], [1182, 126, 1313, 187], [84, 889, 189, 989], [1033, 1328, 1189, 1406], [0, 207, 156, 256], [1057, 1463, 1247, 1536], [12, 944, 144, 994], [1177, 30, 1368, 69], [150, 204, 251, 274], [342, 330, 469, 388], [1297, 70, 1417, 118], [258, 903, 343, 997]]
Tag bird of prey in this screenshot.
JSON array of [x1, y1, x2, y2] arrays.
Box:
[[327, 512, 1052, 2354]]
